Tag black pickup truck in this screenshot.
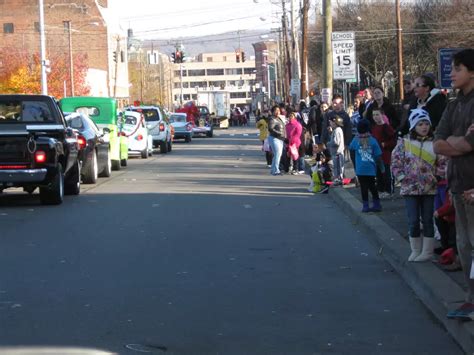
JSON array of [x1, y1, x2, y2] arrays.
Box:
[[0, 95, 81, 205]]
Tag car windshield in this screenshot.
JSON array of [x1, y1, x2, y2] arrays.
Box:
[[169, 115, 186, 123], [131, 108, 160, 122], [0, 99, 55, 123], [199, 107, 209, 115]]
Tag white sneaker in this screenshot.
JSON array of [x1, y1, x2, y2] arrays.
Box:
[[298, 170, 305, 175]]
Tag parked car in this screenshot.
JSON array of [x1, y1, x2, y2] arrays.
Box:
[[0, 94, 81, 205], [126, 105, 172, 154], [60, 97, 129, 170], [169, 112, 193, 143], [121, 111, 153, 158], [64, 112, 111, 184], [194, 105, 214, 137]]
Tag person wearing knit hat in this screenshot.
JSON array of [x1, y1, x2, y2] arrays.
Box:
[[327, 115, 345, 185], [392, 108, 441, 262], [349, 119, 384, 212]]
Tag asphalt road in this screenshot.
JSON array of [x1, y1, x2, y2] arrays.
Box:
[[0, 127, 463, 355]]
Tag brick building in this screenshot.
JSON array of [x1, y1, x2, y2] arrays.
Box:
[[0, 0, 129, 104]]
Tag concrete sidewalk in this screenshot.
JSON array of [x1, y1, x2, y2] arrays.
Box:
[[328, 183, 474, 354]]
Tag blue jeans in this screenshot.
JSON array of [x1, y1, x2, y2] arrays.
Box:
[[404, 195, 435, 238], [268, 135, 283, 175]]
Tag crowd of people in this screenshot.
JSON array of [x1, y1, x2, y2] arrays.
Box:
[[255, 48, 474, 319]]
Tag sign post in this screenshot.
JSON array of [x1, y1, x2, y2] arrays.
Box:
[[438, 48, 463, 89], [332, 31, 356, 81]]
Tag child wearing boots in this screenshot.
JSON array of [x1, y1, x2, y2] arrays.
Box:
[[349, 119, 384, 212], [392, 108, 441, 262]]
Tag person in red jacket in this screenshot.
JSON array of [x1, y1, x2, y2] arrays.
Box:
[[434, 189, 457, 254], [371, 108, 397, 197]]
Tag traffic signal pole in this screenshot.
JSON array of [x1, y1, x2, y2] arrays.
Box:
[[38, 0, 48, 94]]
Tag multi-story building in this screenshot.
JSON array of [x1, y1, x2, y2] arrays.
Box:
[[171, 52, 256, 109], [0, 0, 129, 105]]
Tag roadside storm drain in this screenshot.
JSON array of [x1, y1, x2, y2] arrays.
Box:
[[125, 344, 167, 353]]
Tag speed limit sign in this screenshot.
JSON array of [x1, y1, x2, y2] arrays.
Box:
[[332, 32, 356, 80]]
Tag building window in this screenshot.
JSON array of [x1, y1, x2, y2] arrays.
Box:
[[183, 94, 191, 101], [226, 68, 242, 75], [209, 81, 226, 88], [243, 67, 255, 75], [207, 69, 224, 76], [192, 94, 198, 100], [3, 23, 14, 34], [174, 70, 187, 77], [189, 81, 207, 88], [230, 92, 247, 99], [188, 69, 206, 76], [206, 57, 213, 62]]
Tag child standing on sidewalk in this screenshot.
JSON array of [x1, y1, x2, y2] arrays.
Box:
[[371, 108, 397, 197], [392, 108, 440, 262], [327, 115, 345, 185], [349, 119, 384, 212]]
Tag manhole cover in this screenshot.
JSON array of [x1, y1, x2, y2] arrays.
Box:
[[125, 344, 167, 353]]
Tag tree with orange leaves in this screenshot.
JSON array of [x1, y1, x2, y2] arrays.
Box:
[[0, 48, 90, 98]]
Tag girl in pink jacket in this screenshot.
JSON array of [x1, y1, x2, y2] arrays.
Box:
[[286, 112, 303, 174]]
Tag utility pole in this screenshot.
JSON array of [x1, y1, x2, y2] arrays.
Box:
[[64, 21, 74, 97], [300, 0, 309, 101], [282, 0, 292, 103], [38, 0, 48, 94], [396, 0, 404, 101], [322, 0, 333, 100]]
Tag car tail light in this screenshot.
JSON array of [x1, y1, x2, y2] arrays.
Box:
[[118, 131, 127, 137], [0, 165, 28, 169], [136, 134, 143, 141], [35, 150, 47, 163], [159, 123, 165, 132], [77, 135, 87, 149]]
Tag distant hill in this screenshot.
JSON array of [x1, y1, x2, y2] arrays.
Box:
[[138, 30, 278, 59]]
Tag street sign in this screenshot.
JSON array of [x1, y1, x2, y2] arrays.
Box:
[[438, 48, 463, 89], [291, 78, 300, 95], [332, 31, 356, 81], [321, 88, 332, 103]]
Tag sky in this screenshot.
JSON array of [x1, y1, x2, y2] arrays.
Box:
[[112, 0, 282, 40]]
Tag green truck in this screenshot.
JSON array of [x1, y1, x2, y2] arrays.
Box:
[[60, 97, 128, 170]]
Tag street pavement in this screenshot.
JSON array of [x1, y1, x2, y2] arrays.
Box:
[[0, 126, 463, 355]]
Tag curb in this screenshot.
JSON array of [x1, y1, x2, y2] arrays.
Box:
[[329, 186, 474, 355]]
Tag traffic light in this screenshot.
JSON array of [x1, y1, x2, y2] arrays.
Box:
[[171, 52, 176, 63], [241, 51, 246, 62], [180, 51, 185, 63], [236, 51, 240, 63], [113, 51, 117, 63], [175, 51, 182, 63]]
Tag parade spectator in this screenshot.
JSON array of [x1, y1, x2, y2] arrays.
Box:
[[256, 112, 272, 166], [327, 115, 345, 185], [392, 109, 440, 262], [321, 95, 352, 149], [406, 75, 447, 133], [306, 99, 320, 156], [433, 48, 474, 319], [317, 102, 329, 139], [359, 88, 374, 117], [350, 95, 362, 140], [286, 111, 303, 174], [366, 86, 399, 130], [371, 108, 397, 197], [267, 105, 286, 176], [434, 188, 457, 257], [349, 119, 383, 212]]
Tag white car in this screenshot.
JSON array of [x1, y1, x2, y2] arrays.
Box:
[[121, 111, 153, 159], [126, 105, 173, 154]]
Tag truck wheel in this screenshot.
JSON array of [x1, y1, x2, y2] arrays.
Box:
[[112, 160, 121, 171], [83, 151, 98, 184], [121, 158, 128, 167], [65, 160, 81, 195], [99, 151, 112, 177], [185, 135, 192, 143], [159, 141, 168, 154], [167, 140, 172, 152], [141, 148, 148, 159], [206, 128, 213, 138], [40, 164, 64, 205]]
